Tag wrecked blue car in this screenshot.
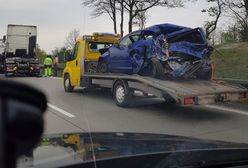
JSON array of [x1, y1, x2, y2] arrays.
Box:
[[97, 23, 213, 80]]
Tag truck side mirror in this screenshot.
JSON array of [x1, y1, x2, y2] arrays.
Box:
[[65, 52, 71, 62]]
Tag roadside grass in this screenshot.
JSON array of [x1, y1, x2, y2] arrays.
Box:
[[212, 43, 248, 80], [242, 99, 248, 105], [211, 43, 248, 105]]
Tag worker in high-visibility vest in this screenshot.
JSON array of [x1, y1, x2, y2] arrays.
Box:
[[43, 55, 53, 76]]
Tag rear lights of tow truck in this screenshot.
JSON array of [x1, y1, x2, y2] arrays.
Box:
[[239, 92, 247, 99], [184, 97, 195, 105]]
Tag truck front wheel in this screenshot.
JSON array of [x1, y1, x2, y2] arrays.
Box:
[[64, 74, 74, 92], [113, 81, 130, 107]]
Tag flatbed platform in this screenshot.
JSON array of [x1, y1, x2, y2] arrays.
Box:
[[81, 73, 247, 106]]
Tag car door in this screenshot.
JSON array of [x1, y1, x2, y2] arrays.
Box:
[[109, 33, 140, 73], [69, 42, 81, 86]]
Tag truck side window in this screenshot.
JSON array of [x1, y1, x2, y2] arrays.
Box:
[[71, 42, 79, 60]]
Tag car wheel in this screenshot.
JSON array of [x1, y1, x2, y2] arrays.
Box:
[[150, 58, 165, 79], [97, 60, 108, 73], [113, 81, 130, 107], [64, 74, 74, 92]]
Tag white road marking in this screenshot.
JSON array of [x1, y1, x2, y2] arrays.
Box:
[[47, 103, 75, 118], [205, 105, 248, 116], [49, 77, 62, 80]]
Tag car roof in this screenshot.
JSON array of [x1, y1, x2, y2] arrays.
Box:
[[142, 23, 191, 35]]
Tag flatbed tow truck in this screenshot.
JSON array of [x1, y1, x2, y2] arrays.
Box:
[[63, 33, 247, 107]]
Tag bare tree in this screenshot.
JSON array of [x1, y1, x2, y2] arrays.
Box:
[[119, 0, 125, 36], [83, 0, 118, 33], [202, 0, 225, 40], [203, 0, 248, 42], [83, 0, 188, 35], [123, 0, 184, 33], [133, 3, 149, 30], [225, 0, 248, 41], [65, 29, 80, 50]]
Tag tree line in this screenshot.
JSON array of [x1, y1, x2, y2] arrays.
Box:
[[82, 0, 186, 36], [36, 29, 80, 65], [36, 0, 248, 63], [203, 0, 248, 43]]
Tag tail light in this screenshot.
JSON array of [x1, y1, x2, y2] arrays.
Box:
[[184, 97, 195, 105], [239, 92, 247, 99]]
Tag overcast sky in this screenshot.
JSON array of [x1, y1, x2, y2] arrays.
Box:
[[0, 0, 229, 53]]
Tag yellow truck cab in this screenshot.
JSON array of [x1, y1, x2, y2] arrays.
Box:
[[63, 33, 120, 92]]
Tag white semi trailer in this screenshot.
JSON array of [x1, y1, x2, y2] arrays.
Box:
[[2, 24, 40, 76]]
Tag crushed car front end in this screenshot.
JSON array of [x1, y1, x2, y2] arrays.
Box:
[[100, 23, 214, 80], [139, 25, 214, 79]]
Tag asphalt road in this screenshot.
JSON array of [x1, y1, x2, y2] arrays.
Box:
[[4, 76, 248, 144]]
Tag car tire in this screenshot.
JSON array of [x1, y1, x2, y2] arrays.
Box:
[[64, 74, 74, 92], [97, 60, 108, 73], [150, 58, 165, 79], [113, 80, 130, 107]]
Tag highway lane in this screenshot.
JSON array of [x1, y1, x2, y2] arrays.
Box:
[[4, 76, 248, 144]]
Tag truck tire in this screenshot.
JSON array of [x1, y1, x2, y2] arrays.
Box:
[[97, 60, 108, 73], [113, 80, 130, 107], [64, 74, 74, 92]]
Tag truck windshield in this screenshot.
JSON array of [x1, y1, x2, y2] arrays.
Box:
[[88, 42, 113, 52]]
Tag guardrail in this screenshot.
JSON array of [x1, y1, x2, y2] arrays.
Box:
[[215, 78, 248, 89]]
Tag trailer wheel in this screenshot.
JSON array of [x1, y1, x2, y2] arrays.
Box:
[[113, 81, 130, 107], [64, 74, 74, 92], [97, 60, 108, 73]]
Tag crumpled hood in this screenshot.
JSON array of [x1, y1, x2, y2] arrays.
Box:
[[141, 24, 212, 59], [169, 42, 212, 59]]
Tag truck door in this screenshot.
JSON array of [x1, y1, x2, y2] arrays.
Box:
[[69, 42, 81, 86]]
